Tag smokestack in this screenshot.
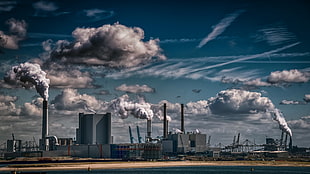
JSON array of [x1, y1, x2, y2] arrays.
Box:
[[289, 136, 293, 151], [42, 100, 49, 151], [280, 131, 284, 147], [147, 119, 152, 138], [163, 103, 167, 139], [129, 126, 134, 144], [284, 133, 288, 149], [181, 104, 184, 133]]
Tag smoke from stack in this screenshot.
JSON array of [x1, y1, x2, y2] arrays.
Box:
[[109, 95, 154, 120], [272, 108, 292, 137], [5, 62, 50, 100]]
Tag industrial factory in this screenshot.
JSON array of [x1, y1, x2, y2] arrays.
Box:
[[1, 100, 308, 161]]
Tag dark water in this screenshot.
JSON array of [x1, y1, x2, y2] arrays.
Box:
[[9, 166, 309, 174]]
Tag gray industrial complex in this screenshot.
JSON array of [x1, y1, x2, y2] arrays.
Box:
[[1, 101, 309, 161]]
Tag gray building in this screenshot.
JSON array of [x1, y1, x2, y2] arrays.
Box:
[[76, 113, 112, 145], [163, 133, 207, 154]]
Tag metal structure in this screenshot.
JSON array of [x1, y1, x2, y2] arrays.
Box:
[[128, 126, 134, 144], [40, 100, 49, 151], [77, 113, 112, 145], [163, 103, 168, 139], [136, 126, 142, 143]]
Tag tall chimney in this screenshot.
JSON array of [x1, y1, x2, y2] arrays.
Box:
[[289, 136, 293, 151], [284, 133, 288, 149], [163, 103, 167, 139], [181, 104, 184, 133], [147, 119, 152, 138], [42, 100, 49, 151]]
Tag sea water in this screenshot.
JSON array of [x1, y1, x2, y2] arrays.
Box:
[[30, 166, 310, 174]]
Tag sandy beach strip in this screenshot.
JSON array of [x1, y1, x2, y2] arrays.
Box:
[[0, 160, 310, 172]]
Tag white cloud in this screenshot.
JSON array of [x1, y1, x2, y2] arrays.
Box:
[[47, 67, 94, 89], [0, 1, 16, 12], [197, 10, 244, 48], [208, 89, 274, 115], [50, 23, 166, 68], [304, 94, 310, 103], [242, 78, 271, 87], [0, 18, 27, 49], [115, 84, 155, 93], [0, 94, 20, 116], [288, 116, 310, 129], [253, 25, 296, 46], [267, 69, 310, 83], [51, 88, 105, 113], [32, 1, 58, 12], [21, 98, 43, 117], [280, 100, 305, 105]]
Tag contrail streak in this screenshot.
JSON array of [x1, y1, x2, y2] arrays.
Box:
[[189, 42, 300, 74], [197, 10, 245, 48]]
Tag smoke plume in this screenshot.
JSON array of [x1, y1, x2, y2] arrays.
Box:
[[109, 95, 154, 120], [272, 109, 292, 136], [4, 62, 50, 100]]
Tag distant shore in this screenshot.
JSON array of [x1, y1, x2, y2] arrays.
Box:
[[1, 160, 310, 172]]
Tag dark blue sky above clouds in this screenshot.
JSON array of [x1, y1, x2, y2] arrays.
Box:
[[0, 0, 310, 147]]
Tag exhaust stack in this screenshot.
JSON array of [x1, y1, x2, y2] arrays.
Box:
[[41, 100, 49, 151], [163, 103, 168, 139], [147, 119, 152, 139], [181, 104, 184, 133]]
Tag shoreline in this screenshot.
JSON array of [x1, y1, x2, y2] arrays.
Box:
[[1, 160, 310, 172]]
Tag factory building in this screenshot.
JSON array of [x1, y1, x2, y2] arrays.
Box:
[[162, 103, 207, 155], [76, 113, 112, 145]]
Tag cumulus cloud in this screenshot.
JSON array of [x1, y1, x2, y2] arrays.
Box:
[[0, 18, 27, 49], [221, 69, 310, 88], [197, 10, 244, 48], [21, 97, 43, 117], [280, 100, 305, 105], [288, 116, 310, 129], [51, 88, 105, 113], [47, 67, 94, 88], [50, 23, 166, 68], [267, 69, 310, 84], [304, 94, 310, 103], [207, 89, 274, 115], [115, 84, 155, 93], [207, 89, 292, 136], [0, 94, 20, 116]]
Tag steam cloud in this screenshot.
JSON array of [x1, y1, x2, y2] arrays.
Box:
[[50, 22, 166, 68], [4, 62, 50, 100], [109, 94, 154, 120], [207, 89, 292, 136], [272, 109, 292, 136]]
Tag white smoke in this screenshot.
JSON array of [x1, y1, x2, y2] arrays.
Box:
[[207, 89, 292, 136], [271, 109, 292, 136], [4, 62, 50, 100], [109, 94, 154, 120]]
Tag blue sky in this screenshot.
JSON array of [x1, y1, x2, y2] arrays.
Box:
[[0, 0, 310, 147]]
